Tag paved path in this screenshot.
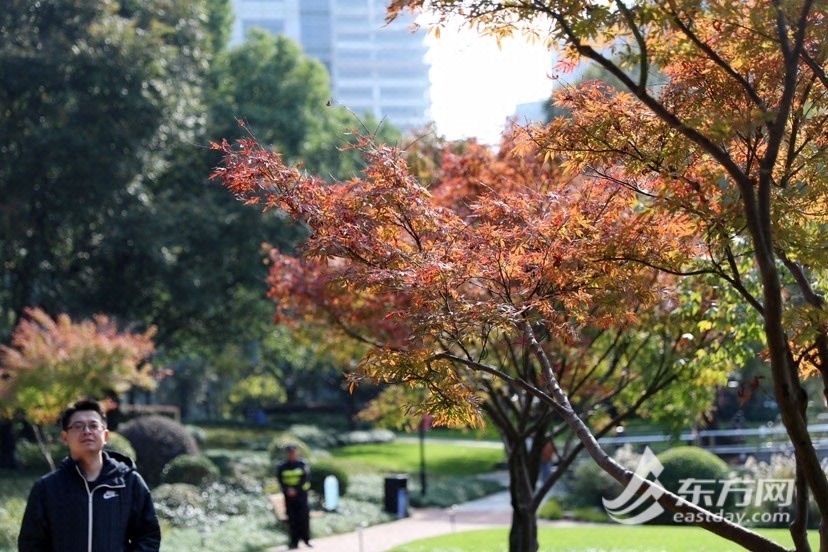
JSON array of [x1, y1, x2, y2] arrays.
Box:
[[266, 506, 513, 552], [265, 473, 571, 552]]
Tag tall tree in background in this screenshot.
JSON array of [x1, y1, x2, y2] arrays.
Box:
[[0, 0, 211, 336], [0, 0, 396, 421], [145, 26, 401, 415], [388, 1, 828, 550]]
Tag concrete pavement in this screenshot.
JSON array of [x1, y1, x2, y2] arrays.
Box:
[[267, 505, 513, 552], [265, 473, 569, 552]]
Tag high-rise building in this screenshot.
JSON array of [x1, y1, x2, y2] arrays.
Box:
[[229, 0, 431, 131]]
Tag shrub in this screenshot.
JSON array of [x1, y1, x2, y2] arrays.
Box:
[[161, 455, 220, 487], [203, 449, 278, 494], [538, 498, 564, 520], [742, 453, 819, 528], [651, 446, 731, 525], [153, 481, 272, 530], [571, 506, 610, 523], [104, 432, 137, 460], [267, 433, 310, 464], [15, 440, 60, 471], [185, 425, 207, 446], [407, 475, 506, 508], [151, 483, 207, 528], [309, 460, 350, 498], [564, 458, 623, 508], [119, 415, 199, 487], [153, 482, 205, 508]]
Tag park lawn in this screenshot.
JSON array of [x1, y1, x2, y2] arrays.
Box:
[[389, 526, 815, 552], [329, 441, 504, 476]]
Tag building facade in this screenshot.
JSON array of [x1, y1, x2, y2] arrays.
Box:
[[229, 0, 431, 131]]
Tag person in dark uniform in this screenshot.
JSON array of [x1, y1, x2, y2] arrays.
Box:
[[276, 445, 312, 549]]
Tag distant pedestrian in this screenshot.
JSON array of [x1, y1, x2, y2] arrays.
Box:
[[18, 398, 161, 551], [277, 444, 312, 549], [540, 437, 557, 484]]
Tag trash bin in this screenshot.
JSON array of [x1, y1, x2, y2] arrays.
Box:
[[383, 474, 409, 517]]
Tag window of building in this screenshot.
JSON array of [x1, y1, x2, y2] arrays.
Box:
[[242, 19, 285, 37]]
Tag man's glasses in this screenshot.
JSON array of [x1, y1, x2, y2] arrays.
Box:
[[66, 421, 106, 433]]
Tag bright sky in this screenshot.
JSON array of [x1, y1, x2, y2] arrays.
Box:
[[425, 24, 557, 144]]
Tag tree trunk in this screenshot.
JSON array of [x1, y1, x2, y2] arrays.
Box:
[[506, 437, 539, 552], [0, 419, 19, 469], [509, 503, 539, 552], [32, 424, 55, 472], [522, 320, 789, 552]]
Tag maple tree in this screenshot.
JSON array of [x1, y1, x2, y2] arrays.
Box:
[[212, 123, 785, 551], [0, 308, 158, 469], [385, 1, 828, 550]]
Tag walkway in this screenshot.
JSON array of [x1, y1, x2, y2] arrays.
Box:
[[265, 473, 569, 552], [267, 506, 512, 552]]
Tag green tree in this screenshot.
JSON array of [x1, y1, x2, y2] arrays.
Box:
[[143, 26, 401, 415], [0, 0, 211, 337]]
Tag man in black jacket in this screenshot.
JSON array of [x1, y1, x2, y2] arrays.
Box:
[[18, 398, 161, 552], [276, 444, 311, 549]]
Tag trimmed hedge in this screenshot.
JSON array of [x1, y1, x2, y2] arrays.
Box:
[[161, 454, 220, 487], [104, 432, 137, 460], [119, 415, 199, 487], [651, 446, 731, 525]]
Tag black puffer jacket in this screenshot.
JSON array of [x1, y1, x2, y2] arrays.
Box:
[[18, 450, 161, 552]]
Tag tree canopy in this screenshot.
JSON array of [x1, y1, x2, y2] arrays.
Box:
[[0, 0, 398, 422], [0, 0, 211, 335], [211, 123, 782, 550], [385, 1, 828, 550]]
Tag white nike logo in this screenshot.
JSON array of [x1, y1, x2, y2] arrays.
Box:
[[103, 490, 118, 500]]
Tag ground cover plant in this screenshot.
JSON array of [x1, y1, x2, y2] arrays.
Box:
[[388, 526, 818, 552]]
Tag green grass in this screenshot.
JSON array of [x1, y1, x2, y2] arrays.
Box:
[[329, 441, 504, 476], [388, 526, 815, 552]]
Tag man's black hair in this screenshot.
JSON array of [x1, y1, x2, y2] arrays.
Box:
[[60, 399, 107, 430]]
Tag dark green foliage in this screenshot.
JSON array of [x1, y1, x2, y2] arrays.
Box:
[[119, 415, 199, 487], [309, 460, 350, 498], [204, 449, 274, 493], [14, 440, 59, 472], [0, 0, 212, 337], [104, 432, 137, 460], [564, 458, 624, 508], [651, 446, 731, 525], [161, 454, 220, 487]]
